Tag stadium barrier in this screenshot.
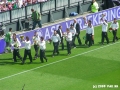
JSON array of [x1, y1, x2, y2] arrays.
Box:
[[0, 6, 120, 54]]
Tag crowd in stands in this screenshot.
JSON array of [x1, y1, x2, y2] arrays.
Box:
[[0, 0, 47, 12]]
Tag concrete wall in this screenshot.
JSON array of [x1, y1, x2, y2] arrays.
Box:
[[4, 0, 102, 33]]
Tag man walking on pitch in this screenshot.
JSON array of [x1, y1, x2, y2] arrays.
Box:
[[4, 28, 12, 53], [51, 30, 61, 57], [66, 28, 72, 55], [33, 31, 40, 59], [57, 25, 64, 50], [73, 19, 82, 45], [21, 36, 32, 64], [100, 18, 109, 44], [70, 24, 76, 48], [39, 37, 47, 63], [85, 20, 94, 47], [12, 33, 22, 62], [110, 18, 119, 43], [31, 9, 42, 30]]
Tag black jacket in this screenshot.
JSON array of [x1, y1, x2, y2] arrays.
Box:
[[73, 23, 80, 34], [57, 29, 63, 38]]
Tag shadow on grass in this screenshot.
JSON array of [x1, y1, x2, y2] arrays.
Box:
[[0, 58, 13, 60]]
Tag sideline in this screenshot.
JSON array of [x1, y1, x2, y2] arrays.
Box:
[[0, 41, 119, 81]]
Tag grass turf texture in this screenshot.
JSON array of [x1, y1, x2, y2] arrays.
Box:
[[0, 21, 120, 90]]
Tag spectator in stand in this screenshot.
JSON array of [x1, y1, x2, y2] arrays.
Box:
[[38, 0, 47, 2], [91, 0, 99, 13], [12, 1, 18, 9], [16, 0, 23, 8], [7, 2, 13, 10], [2, 4, 8, 11], [0, 0, 48, 13]]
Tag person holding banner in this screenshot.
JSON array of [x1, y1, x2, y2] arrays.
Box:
[[4, 28, 12, 53], [51, 30, 61, 57], [21, 36, 32, 64], [33, 31, 40, 60], [66, 28, 72, 55], [11, 33, 22, 62], [100, 17, 109, 44], [110, 18, 119, 43], [39, 37, 47, 63], [73, 19, 82, 46]]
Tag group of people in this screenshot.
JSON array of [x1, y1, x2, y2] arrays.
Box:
[[0, 0, 47, 12], [4, 29, 47, 64], [4, 14, 119, 64]]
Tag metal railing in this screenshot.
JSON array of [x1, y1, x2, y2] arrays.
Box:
[[0, 0, 98, 23]]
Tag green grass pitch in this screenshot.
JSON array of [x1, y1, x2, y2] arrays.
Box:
[[0, 21, 120, 90]]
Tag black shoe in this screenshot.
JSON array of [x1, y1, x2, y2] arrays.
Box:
[[20, 58, 23, 61], [46, 59, 48, 62], [57, 52, 59, 55], [67, 53, 71, 56], [41, 61, 44, 63], [52, 55, 54, 57], [14, 61, 17, 63], [30, 61, 32, 64]]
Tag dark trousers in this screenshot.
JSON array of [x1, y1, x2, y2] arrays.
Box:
[[0, 30, 4, 36], [40, 49, 47, 63], [112, 30, 118, 42], [75, 33, 82, 45], [101, 32, 109, 44], [60, 37, 64, 50], [92, 37, 94, 45], [86, 34, 92, 47], [67, 41, 72, 54], [53, 42, 59, 55], [13, 49, 22, 62], [34, 45, 39, 58], [5, 41, 11, 52], [32, 20, 42, 30], [23, 49, 32, 63], [72, 36, 76, 47]]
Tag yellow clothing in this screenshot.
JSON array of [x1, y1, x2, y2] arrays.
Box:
[[91, 2, 99, 13]]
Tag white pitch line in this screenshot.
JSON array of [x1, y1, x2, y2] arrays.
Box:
[[0, 42, 119, 81]]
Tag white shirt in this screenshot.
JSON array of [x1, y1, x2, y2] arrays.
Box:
[[22, 40, 31, 50], [33, 35, 40, 45], [51, 34, 61, 42], [86, 26, 94, 35], [70, 28, 76, 36], [101, 20, 108, 32], [11, 38, 21, 49], [110, 22, 119, 30], [39, 40, 46, 50], [66, 32, 72, 41]]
